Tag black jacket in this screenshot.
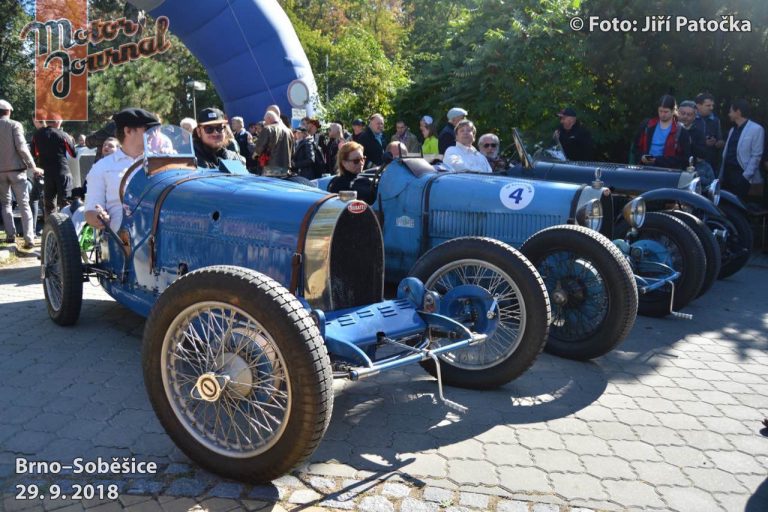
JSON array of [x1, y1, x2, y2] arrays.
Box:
[[293, 138, 318, 179], [438, 124, 455, 155], [32, 127, 75, 175], [357, 127, 385, 167], [328, 170, 375, 204], [194, 139, 243, 169], [556, 121, 594, 161]]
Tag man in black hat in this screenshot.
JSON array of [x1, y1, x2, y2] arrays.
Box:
[[84, 107, 159, 230], [553, 107, 594, 161], [192, 107, 243, 169]]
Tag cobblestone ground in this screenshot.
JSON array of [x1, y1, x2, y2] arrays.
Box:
[[1, 253, 767, 512]]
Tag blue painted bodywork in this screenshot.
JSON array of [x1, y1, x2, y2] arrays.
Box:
[[86, 152, 485, 376], [319, 161, 603, 282]]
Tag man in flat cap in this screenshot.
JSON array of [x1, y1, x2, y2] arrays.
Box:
[[85, 107, 160, 231], [0, 99, 41, 248], [438, 107, 467, 155], [553, 107, 593, 161]]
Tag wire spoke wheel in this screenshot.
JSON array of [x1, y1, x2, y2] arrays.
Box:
[[538, 251, 608, 343], [409, 237, 549, 389], [426, 259, 526, 370], [43, 231, 64, 312], [162, 302, 291, 458]]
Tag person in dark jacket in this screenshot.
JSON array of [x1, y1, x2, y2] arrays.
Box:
[[694, 93, 725, 169], [351, 119, 365, 143], [32, 119, 76, 216], [438, 107, 467, 154], [634, 94, 691, 170], [678, 100, 715, 184], [357, 114, 386, 167], [292, 127, 319, 179], [554, 107, 594, 161], [328, 141, 365, 193], [192, 108, 243, 169], [231, 116, 256, 172]]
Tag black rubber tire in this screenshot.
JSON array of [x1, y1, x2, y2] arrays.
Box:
[[284, 175, 318, 187], [715, 203, 752, 279], [628, 212, 707, 317], [41, 213, 83, 326], [409, 237, 550, 389], [143, 266, 333, 483], [665, 210, 720, 298], [520, 225, 638, 361]]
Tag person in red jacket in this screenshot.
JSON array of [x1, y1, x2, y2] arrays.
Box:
[[634, 94, 691, 170]]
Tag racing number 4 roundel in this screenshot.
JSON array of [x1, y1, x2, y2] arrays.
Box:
[[500, 182, 535, 210]]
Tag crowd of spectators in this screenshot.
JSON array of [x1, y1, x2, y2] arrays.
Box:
[[3, 89, 766, 248]]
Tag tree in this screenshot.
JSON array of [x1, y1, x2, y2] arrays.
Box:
[[0, 0, 35, 132]]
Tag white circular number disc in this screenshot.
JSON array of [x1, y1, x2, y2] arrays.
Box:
[[499, 182, 535, 210]]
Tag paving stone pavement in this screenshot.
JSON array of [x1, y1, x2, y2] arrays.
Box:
[[1, 253, 767, 512]]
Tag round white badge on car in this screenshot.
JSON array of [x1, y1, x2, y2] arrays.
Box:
[[500, 182, 535, 210]]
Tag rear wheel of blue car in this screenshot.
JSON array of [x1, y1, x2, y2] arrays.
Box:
[[143, 266, 333, 483], [665, 210, 721, 298], [521, 225, 638, 361], [710, 203, 752, 279], [625, 212, 706, 317], [41, 213, 83, 326], [410, 237, 550, 389]]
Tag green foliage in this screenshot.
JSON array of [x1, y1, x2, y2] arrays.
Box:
[[0, 0, 35, 132], [396, 0, 589, 146], [283, 0, 410, 124]]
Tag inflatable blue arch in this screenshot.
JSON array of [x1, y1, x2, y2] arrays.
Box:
[[127, 0, 318, 123]]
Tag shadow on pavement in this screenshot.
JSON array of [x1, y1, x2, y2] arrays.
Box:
[[746, 477, 768, 512]]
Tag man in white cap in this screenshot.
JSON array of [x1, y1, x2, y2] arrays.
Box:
[[0, 99, 40, 248], [438, 107, 467, 154]]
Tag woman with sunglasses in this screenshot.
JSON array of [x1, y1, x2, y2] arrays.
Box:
[[193, 107, 244, 169], [328, 141, 376, 203], [328, 141, 366, 194]]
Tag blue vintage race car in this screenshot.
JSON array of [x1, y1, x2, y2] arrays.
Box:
[[40, 126, 552, 483], [510, 129, 750, 286], [316, 157, 661, 362]]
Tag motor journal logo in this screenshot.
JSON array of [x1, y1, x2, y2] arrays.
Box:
[[20, 1, 171, 121]]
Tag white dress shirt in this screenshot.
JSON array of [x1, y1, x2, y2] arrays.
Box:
[[443, 142, 493, 173], [84, 149, 138, 231]]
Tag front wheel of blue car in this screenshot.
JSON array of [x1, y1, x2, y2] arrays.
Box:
[[521, 225, 638, 361], [41, 213, 83, 326], [142, 266, 333, 483], [409, 237, 551, 390]]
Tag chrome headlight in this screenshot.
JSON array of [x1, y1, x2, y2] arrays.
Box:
[[623, 197, 646, 229], [687, 176, 702, 194], [576, 198, 603, 232], [707, 179, 721, 206]]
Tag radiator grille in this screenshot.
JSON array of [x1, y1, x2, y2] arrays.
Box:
[[429, 210, 562, 246]]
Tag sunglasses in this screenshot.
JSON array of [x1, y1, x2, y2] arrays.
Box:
[[345, 157, 365, 164], [482, 143, 498, 148], [202, 125, 225, 134]]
